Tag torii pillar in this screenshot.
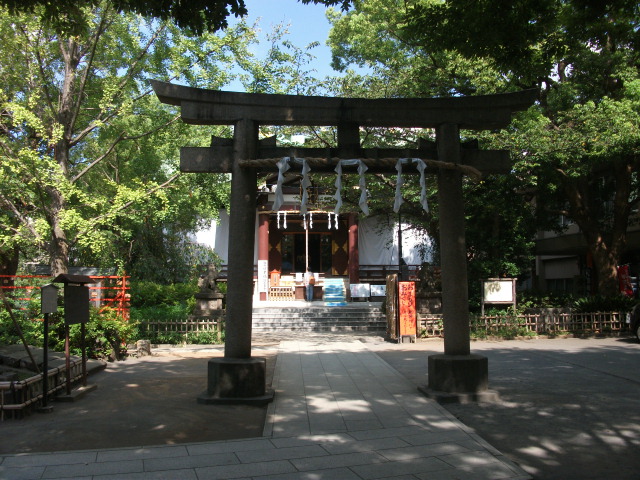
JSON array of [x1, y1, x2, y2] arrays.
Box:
[[151, 80, 536, 404], [421, 124, 494, 402], [200, 119, 273, 405]]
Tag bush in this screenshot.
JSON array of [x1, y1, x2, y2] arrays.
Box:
[[129, 280, 198, 308], [0, 300, 136, 362], [572, 294, 636, 313], [50, 307, 138, 361], [516, 291, 575, 312]]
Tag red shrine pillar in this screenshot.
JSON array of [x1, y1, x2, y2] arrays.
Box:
[[258, 213, 269, 301], [348, 213, 359, 284]]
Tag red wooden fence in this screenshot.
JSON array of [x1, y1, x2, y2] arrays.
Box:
[[0, 275, 130, 321]]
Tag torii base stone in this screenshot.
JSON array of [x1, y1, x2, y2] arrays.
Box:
[[197, 357, 274, 406]]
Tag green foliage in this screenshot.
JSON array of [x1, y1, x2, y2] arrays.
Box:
[[572, 294, 636, 313], [129, 281, 199, 307], [516, 291, 575, 311], [49, 307, 137, 360], [0, 0, 352, 36], [130, 304, 192, 323], [469, 313, 536, 340], [327, 0, 640, 297], [0, 301, 135, 361], [185, 330, 223, 345], [128, 280, 226, 345], [0, 5, 251, 277]]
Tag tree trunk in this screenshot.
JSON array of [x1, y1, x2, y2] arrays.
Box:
[[561, 161, 632, 297], [45, 39, 80, 278], [47, 183, 70, 278], [589, 238, 622, 297], [0, 245, 20, 287]]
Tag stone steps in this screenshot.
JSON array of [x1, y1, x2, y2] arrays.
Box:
[[252, 305, 387, 332]]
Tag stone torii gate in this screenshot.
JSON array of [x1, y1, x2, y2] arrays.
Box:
[[152, 81, 536, 404]]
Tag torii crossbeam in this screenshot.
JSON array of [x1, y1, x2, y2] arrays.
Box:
[[152, 81, 536, 404]]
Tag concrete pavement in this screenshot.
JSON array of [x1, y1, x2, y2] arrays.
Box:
[[1, 335, 530, 480]]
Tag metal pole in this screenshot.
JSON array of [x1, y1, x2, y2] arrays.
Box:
[[41, 313, 51, 410], [81, 322, 87, 387], [65, 323, 71, 395], [398, 210, 403, 279]]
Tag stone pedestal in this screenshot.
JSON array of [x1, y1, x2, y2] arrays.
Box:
[[419, 354, 498, 404], [197, 357, 274, 405], [193, 292, 224, 315]]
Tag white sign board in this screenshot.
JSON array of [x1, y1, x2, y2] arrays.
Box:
[[481, 278, 517, 315], [483, 279, 515, 303], [258, 260, 269, 293], [350, 283, 371, 298], [370, 285, 386, 297]]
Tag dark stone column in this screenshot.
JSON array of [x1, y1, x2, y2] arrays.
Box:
[[436, 124, 470, 356], [348, 213, 359, 284], [198, 119, 273, 405], [258, 213, 269, 302], [425, 123, 494, 402], [225, 118, 258, 359]]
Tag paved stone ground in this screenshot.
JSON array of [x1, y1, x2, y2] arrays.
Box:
[[2, 334, 639, 480], [0, 336, 529, 480], [373, 336, 640, 480], [0, 345, 277, 453]]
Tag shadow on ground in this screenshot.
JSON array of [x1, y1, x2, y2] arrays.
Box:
[[0, 349, 276, 454], [377, 337, 640, 480]]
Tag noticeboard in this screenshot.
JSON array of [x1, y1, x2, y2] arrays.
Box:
[[370, 284, 386, 297], [481, 278, 516, 315], [398, 281, 416, 336], [64, 285, 90, 324], [350, 283, 371, 298], [482, 279, 515, 303], [41, 284, 59, 314]]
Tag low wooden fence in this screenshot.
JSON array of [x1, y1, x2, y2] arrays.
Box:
[[419, 311, 629, 337], [1, 356, 84, 420], [139, 315, 225, 343]]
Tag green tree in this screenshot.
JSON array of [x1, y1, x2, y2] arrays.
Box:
[[325, 1, 536, 289], [0, 0, 352, 35], [328, 0, 640, 296], [0, 3, 252, 278]]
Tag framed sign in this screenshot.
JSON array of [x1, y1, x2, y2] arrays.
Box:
[[370, 284, 386, 297], [481, 278, 516, 315], [350, 283, 370, 298], [64, 285, 90, 324]]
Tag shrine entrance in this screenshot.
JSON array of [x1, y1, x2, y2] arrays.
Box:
[[267, 214, 343, 276], [152, 81, 536, 405], [281, 231, 331, 274]]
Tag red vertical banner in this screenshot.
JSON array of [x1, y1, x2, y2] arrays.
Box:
[[618, 265, 634, 297], [398, 281, 416, 336]]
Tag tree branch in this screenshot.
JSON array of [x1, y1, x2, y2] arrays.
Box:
[[71, 114, 180, 183], [74, 173, 181, 239], [0, 194, 46, 249]]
